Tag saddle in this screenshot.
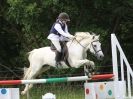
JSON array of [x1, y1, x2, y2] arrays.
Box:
[[50, 41, 71, 67]]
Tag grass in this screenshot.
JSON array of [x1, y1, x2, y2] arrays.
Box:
[[20, 83, 85, 99]]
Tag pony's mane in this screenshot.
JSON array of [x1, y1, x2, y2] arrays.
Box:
[[74, 32, 97, 42], [75, 32, 91, 37]]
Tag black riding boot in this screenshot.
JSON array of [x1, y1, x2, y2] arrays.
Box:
[[55, 51, 62, 67]]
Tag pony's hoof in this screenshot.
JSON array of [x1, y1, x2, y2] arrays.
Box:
[[89, 61, 95, 67], [21, 91, 26, 95]]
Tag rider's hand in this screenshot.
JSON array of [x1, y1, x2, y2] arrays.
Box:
[[69, 35, 75, 39]]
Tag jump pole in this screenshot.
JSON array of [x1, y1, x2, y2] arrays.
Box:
[[0, 74, 114, 85]]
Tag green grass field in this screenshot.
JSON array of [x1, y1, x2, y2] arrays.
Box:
[[20, 83, 85, 99]]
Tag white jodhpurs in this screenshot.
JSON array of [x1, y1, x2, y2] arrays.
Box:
[[51, 40, 61, 52]]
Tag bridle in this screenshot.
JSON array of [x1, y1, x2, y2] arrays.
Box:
[[73, 37, 102, 55], [91, 40, 102, 55]]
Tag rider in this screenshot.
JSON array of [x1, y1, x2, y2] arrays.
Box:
[[47, 12, 75, 66]]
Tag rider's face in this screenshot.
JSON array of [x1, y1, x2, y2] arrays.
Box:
[[61, 19, 70, 24], [62, 20, 67, 24]]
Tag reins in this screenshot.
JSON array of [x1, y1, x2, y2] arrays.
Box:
[[68, 36, 88, 49], [71, 36, 102, 55]]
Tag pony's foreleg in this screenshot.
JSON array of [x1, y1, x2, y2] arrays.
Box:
[[72, 59, 95, 68], [84, 64, 95, 77], [72, 59, 95, 76], [85, 59, 95, 70]]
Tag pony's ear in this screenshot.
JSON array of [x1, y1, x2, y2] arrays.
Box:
[[94, 35, 100, 40], [97, 34, 100, 38], [90, 31, 94, 35]]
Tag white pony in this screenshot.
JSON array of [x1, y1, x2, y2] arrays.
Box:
[[21, 32, 104, 95]]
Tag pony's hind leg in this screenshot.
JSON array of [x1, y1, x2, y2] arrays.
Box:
[[23, 67, 31, 80], [22, 66, 50, 95], [21, 65, 50, 95], [21, 66, 41, 95]]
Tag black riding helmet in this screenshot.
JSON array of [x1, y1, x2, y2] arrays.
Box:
[[58, 12, 70, 21]]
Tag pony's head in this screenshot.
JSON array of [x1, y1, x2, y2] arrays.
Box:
[[74, 32, 104, 60], [89, 33, 104, 60]]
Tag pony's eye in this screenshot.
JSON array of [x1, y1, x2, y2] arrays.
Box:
[[94, 45, 97, 48]]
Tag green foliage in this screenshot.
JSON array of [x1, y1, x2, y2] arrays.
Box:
[[7, 0, 42, 32]]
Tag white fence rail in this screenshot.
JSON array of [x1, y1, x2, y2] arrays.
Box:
[[111, 33, 133, 99]]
